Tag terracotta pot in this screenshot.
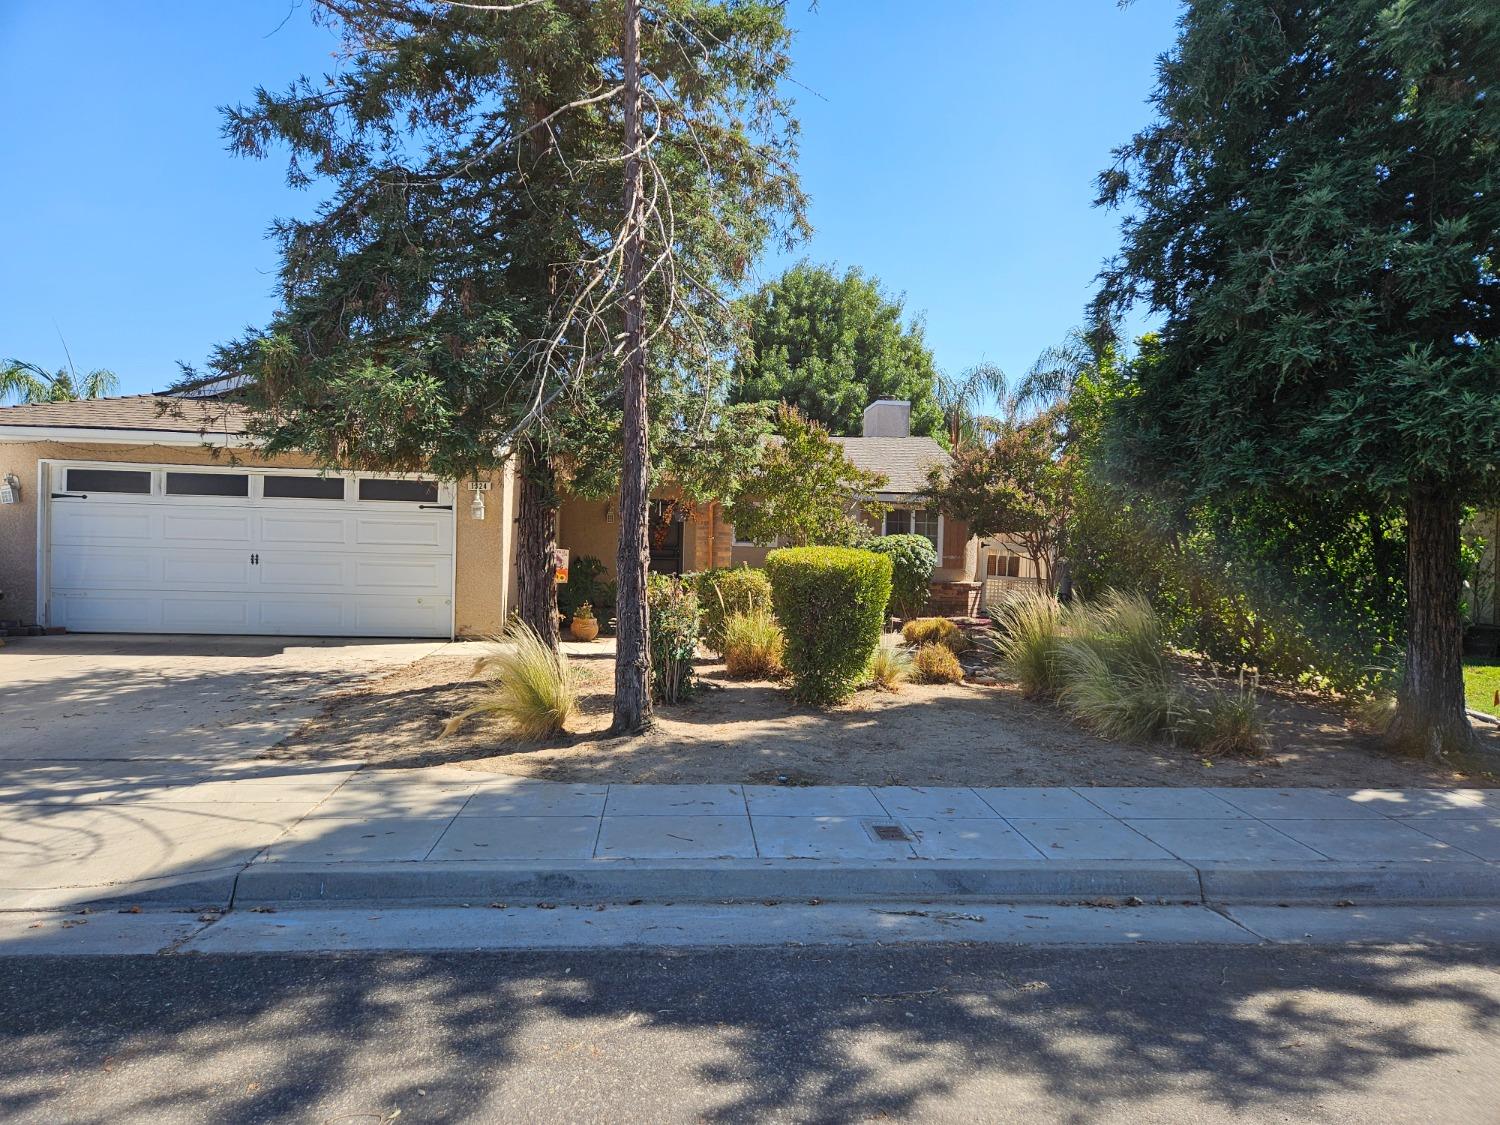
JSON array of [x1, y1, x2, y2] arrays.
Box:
[[571, 615, 599, 642]]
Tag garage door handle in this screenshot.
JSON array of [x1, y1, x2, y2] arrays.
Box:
[[420, 504, 453, 510], [51, 492, 88, 499]]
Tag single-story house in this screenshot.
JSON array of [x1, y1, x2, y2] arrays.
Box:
[[0, 393, 1009, 639]]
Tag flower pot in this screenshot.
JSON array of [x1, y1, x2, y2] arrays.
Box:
[[571, 615, 599, 642]]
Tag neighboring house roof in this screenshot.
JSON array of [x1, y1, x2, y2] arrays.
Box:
[[832, 435, 948, 496], [0, 394, 249, 435]]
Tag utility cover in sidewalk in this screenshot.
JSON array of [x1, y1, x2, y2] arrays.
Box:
[[871, 824, 912, 842]]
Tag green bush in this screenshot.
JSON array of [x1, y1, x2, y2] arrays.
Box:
[[689, 566, 773, 656], [647, 574, 699, 704], [987, 590, 1068, 696], [913, 642, 964, 684], [766, 546, 893, 705], [868, 534, 937, 619], [902, 616, 963, 650]]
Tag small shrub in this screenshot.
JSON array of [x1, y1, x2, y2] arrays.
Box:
[[766, 546, 893, 705], [913, 641, 964, 684], [865, 637, 913, 691], [1056, 641, 1187, 740], [441, 622, 578, 740], [868, 534, 937, 619], [648, 574, 700, 704], [902, 616, 963, 651], [1176, 672, 1268, 757], [722, 607, 786, 679], [690, 566, 773, 656], [987, 589, 1068, 696]]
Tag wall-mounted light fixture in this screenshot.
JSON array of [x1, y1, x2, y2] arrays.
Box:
[[0, 473, 19, 505], [470, 491, 486, 520]]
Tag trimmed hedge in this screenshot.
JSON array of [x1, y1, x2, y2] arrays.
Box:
[[868, 534, 937, 619], [689, 566, 773, 656], [766, 546, 893, 705]]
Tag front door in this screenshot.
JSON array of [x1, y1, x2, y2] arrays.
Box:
[[647, 499, 684, 575]]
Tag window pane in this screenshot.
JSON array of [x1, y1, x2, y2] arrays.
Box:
[[65, 468, 151, 494], [358, 478, 439, 503], [913, 509, 940, 547], [884, 509, 912, 535], [165, 472, 249, 497], [264, 475, 345, 500]]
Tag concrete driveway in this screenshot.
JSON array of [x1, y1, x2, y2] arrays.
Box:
[[0, 634, 448, 909], [0, 634, 447, 763]]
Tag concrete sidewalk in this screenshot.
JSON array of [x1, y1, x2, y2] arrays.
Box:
[[3, 764, 1498, 910]]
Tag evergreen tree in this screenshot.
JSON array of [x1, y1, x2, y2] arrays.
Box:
[[1096, 0, 1500, 756]]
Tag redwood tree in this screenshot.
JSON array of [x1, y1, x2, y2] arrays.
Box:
[[1097, 0, 1500, 757]]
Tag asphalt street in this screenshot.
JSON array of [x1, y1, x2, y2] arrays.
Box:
[[3, 942, 1498, 1123]]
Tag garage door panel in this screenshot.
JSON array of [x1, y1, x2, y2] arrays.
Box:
[[354, 514, 450, 549], [52, 548, 155, 589], [353, 556, 451, 593], [51, 592, 158, 633], [259, 514, 350, 546], [254, 597, 349, 634], [160, 595, 254, 632], [162, 511, 254, 543], [160, 550, 254, 588], [352, 597, 452, 636], [49, 505, 155, 544]]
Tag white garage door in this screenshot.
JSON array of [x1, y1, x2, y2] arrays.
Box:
[[44, 463, 455, 637]]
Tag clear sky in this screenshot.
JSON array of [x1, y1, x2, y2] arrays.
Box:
[[0, 1, 1181, 398]]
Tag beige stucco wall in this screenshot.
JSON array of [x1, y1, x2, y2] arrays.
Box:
[[0, 438, 510, 636], [557, 492, 733, 576]]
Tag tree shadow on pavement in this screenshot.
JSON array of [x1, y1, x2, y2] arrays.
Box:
[[0, 941, 1497, 1122]]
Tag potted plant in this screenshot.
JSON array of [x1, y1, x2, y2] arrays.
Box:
[[571, 601, 599, 642]]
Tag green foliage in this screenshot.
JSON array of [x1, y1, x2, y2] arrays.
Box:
[[557, 556, 616, 622], [766, 546, 893, 705], [730, 263, 944, 438], [1055, 592, 1182, 741], [441, 622, 578, 741], [864, 637, 913, 691], [689, 566, 773, 656], [647, 574, 700, 705], [722, 608, 786, 679], [913, 642, 964, 685], [987, 590, 1068, 697], [727, 405, 888, 548], [901, 617, 962, 651], [1, 359, 118, 405], [868, 534, 937, 619]]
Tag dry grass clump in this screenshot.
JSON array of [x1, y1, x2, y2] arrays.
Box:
[[913, 642, 964, 684], [902, 617, 965, 651], [722, 607, 786, 679], [440, 622, 578, 741], [865, 637, 914, 691]]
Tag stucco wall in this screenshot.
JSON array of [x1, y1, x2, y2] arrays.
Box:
[[0, 438, 509, 636], [557, 493, 733, 577]]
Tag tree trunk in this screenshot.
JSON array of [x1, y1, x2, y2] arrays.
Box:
[[1387, 485, 1474, 758], [516, 437, 560, 651], [611, 0, 652, 733]]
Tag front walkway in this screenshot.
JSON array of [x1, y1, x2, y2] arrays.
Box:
[[4, 764, 1498, 911]]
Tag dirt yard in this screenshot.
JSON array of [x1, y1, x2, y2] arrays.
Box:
[[267, 638, 1500, 789]]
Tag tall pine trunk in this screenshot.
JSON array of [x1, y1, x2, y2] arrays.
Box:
[[1388, 485, 1473, 759], [516, 437, 560, 651], [611, 0, 652, 733]]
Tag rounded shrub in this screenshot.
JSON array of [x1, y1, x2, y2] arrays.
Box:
[[689, 566, 773, 656], [868, 534, 937, 619], [902, 616, 962, 650], [765, 546, 893, 706], [913, 642, 964, 684]]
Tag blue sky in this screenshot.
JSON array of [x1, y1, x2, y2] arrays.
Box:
[[0, 1, 1180, 397]]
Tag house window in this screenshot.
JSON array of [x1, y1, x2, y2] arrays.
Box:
[[884, 507, 940, 551], [987, 553, 1023, 578], [731, 526, 763, 547], [165, 472, 250, 497], [358, 478, 439, 503]]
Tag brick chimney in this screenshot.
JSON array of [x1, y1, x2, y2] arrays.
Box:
[[862, 398, 911, 438]]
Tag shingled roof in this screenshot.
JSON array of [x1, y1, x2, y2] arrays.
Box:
[[0, 394, 251, 434], [832, 435, 948, 496]]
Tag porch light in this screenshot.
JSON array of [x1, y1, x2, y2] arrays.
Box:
[[470, 491, 486, 520]]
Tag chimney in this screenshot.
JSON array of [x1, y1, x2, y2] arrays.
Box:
[[862, 398, 911, 438]]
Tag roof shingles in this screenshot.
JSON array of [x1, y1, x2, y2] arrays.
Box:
[[0, 395, 249, 434], [832, 435, 948, 495]]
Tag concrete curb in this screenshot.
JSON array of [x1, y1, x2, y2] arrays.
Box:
[[232, 858, 1205, 907], [1195, 861, 1500, 905]]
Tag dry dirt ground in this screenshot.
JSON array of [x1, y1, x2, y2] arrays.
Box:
[[267, 639, 1500, 789]]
